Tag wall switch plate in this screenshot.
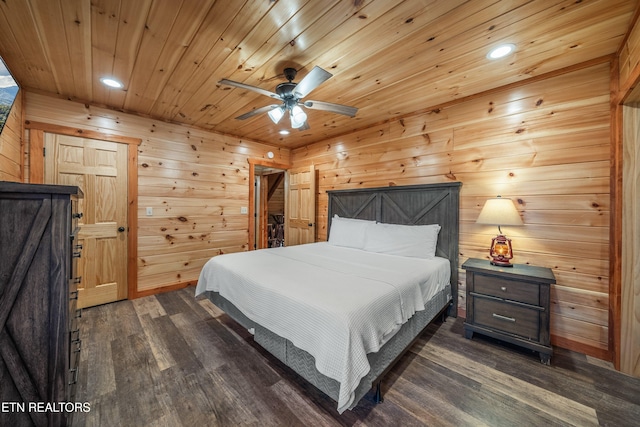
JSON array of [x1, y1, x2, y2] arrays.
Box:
[[240, 207, 248, 214], [146, 207, 153, 216]]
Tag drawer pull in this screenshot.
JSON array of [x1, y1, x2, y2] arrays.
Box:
[[500, 286, 507, 291], [74, 276, 82, 284], [70, 290, 79, 300], [492, 313, 516, 322], [75, 309, 82, 319], [73, 212, 83, 219], [75, 244, 83, 250], [73, 251, 82, 259], [69, 368, 78, 385]]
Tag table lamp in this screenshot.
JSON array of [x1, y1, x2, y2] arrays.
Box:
[[476, 196, 523, 267]]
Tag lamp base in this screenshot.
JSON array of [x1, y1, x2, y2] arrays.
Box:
[[489, 233, 514, 267], [490, 258, 514, 267]]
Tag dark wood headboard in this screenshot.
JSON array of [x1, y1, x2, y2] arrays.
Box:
[[327, 182, 461, 317]]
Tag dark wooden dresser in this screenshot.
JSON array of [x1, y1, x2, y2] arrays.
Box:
[[0, 181, 83, 426], [462, 258, 556, 364]]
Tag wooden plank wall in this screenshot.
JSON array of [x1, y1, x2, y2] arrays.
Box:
[[0, 90, 23, 181], [23, 92, 290, 294], [291, 63, 612, 359], [619, 6, 640, 91], [622, 105, 640, 376]]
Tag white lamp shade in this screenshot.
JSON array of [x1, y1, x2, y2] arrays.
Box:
[[290, 105, 307, 128], [268, 107, 284, 124], [476, 196, 523, 226]]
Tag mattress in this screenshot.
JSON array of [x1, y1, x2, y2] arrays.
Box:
[[195, 242, 451, 413]]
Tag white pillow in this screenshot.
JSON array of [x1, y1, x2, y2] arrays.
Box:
[[363, 222, 441, 259], [328, 215, 375, 249]]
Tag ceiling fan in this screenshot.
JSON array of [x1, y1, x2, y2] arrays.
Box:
[[218, 66, 358, 130]]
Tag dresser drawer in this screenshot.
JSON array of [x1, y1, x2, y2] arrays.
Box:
[[474, 297, 540, 340], [71, 195, 82, 232], [474, 274, 539, 305]]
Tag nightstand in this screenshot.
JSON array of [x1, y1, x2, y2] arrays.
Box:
[[462, 258, 556, 364]]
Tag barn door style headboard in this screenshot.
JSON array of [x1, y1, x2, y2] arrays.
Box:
[[327, 182, 462, 317]]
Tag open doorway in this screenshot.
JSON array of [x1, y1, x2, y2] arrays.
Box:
[[248, 158, 290, 251], [255, 166, 286, 249]]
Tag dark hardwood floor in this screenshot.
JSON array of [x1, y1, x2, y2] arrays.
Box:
[[74, 287, 640, 426]]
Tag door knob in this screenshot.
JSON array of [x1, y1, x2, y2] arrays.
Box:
[[118, 226, 126, 232]]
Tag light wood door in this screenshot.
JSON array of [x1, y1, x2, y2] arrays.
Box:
[[285, 165, 315, 246], [45, 133, 128, 308]]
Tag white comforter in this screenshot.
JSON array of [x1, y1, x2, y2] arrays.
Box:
[[195, 242, 450, 413]]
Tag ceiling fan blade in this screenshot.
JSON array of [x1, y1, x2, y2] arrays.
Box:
[[303, 100, 358, 117], [294, 66, 332, 98], [235, 104, 280, 120], [219, 79, 280, 99]]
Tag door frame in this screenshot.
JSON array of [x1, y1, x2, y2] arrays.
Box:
[[25, 121, 142, 300], [248, 158, 290, 251]]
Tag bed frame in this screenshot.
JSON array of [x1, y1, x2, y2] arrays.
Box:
[[204, 182, 461, 410]]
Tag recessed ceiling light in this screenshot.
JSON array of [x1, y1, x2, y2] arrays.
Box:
[[487, 44, 516, 60], [279, 130, 290, 135], [100, 77, 123, 88]]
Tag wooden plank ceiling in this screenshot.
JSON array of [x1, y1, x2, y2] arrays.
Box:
[[0, 0, 637, 149]]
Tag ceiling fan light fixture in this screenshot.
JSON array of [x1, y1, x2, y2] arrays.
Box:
[[487, 43, 516, 60], [268, 106, 284, 124], [290, 105, 307, 128], [290, 116, 304, 129]]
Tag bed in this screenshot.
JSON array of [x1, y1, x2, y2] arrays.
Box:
[[196, 182, 461, 413]]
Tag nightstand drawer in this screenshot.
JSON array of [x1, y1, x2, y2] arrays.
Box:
[[474, 298, 540, 340], [474, 274, 539, 305]]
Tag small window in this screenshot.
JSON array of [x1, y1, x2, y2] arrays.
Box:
[[0, 56, 19, 135]]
